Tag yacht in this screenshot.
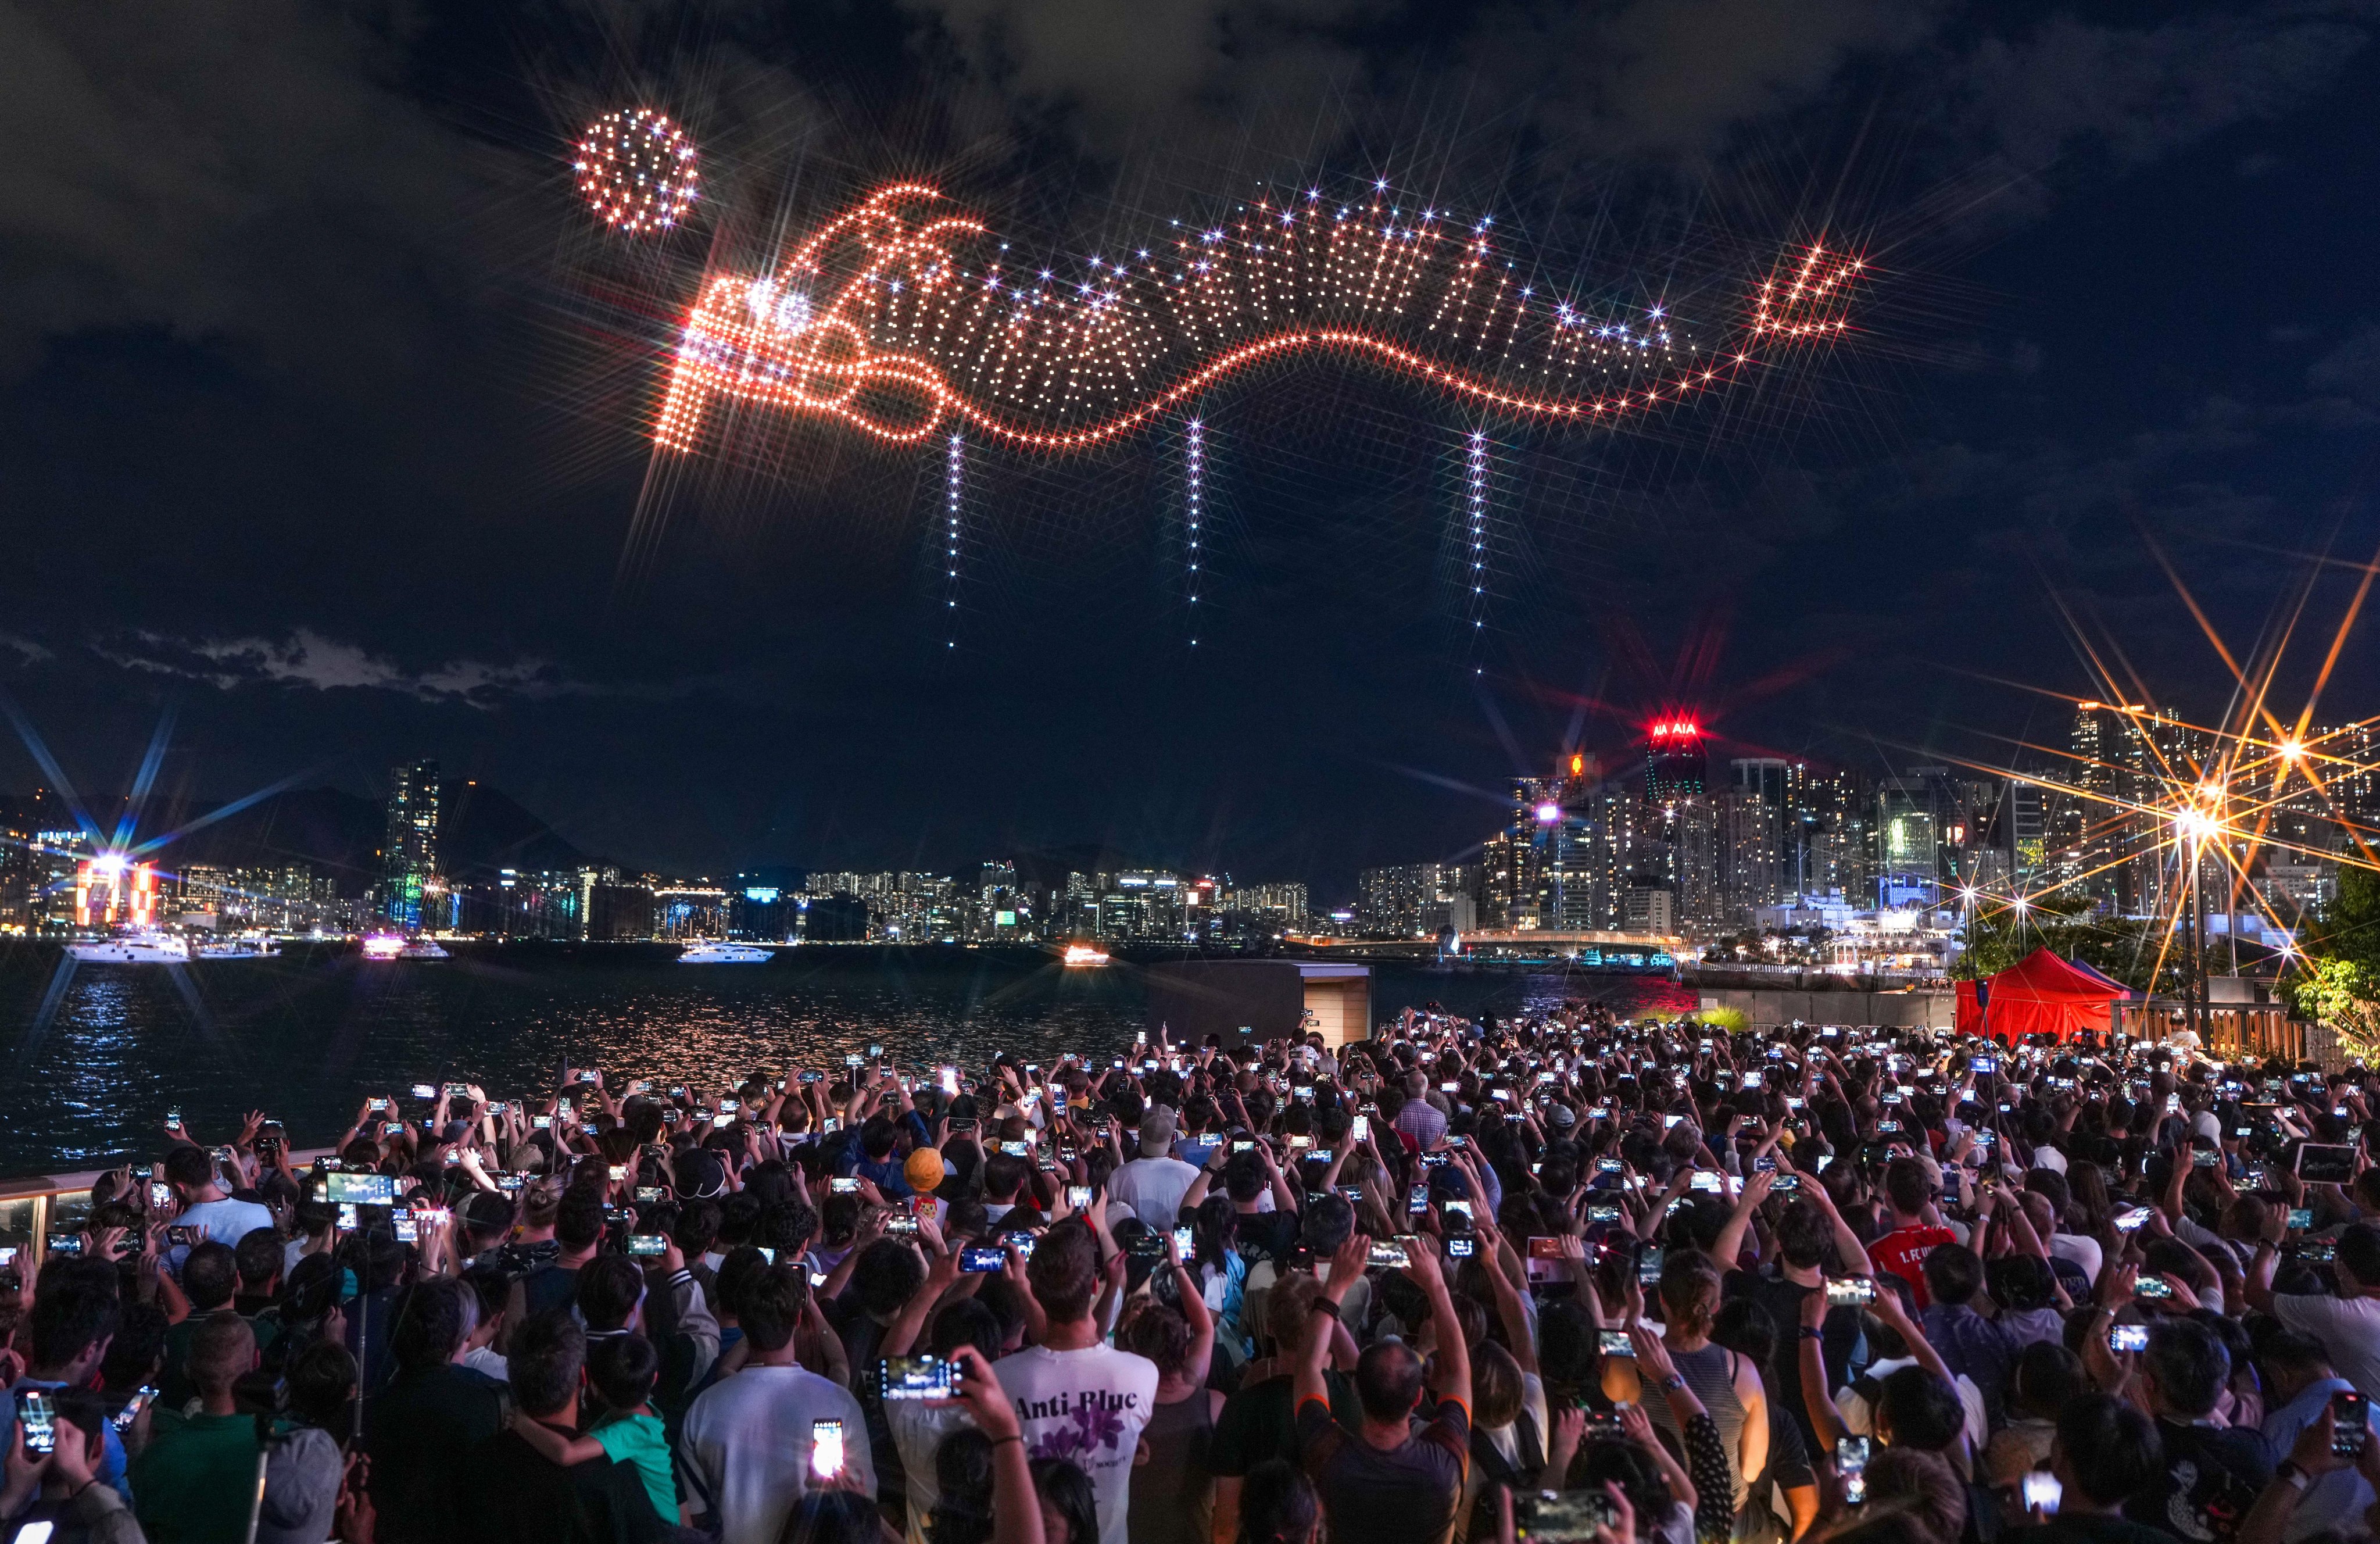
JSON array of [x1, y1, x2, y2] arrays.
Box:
[[362, 933, 450, 961], [1061, 942, 1111, 968], [66, 932, 192, 964], [678, 941, 771, 964]]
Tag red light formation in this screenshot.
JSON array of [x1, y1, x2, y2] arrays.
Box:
[[652, 183, 1862, 453], [1648, 720, 1701, 739]]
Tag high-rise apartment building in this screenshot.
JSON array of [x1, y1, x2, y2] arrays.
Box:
[[381, 760, 440, 930]]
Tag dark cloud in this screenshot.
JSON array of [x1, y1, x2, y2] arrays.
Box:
[[92, 630, 599, 707]]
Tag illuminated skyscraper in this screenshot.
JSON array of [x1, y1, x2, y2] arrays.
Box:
[[382, 760, 441, 930]]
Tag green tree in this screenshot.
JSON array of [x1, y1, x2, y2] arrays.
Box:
[[2283, 867, 2380, 1053]]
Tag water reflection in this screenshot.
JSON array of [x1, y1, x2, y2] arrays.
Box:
[[0, 942, 1687, 1174]]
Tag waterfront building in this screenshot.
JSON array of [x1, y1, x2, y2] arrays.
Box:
[[381, 759, 441, 930]]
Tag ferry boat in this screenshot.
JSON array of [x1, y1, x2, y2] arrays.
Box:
[[678, 941, 771, 964], [361, 933, 450, 961], [66, 931, 192, 964], [192, 935, 280, 961], [1061, 942, 1111, 968]]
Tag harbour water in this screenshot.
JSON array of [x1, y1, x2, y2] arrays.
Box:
[[0, 941, 1692, 1174]]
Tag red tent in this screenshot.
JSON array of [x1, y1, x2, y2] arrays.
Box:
[[1956, 947, 2123, 1042]]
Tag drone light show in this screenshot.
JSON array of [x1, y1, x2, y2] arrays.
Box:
[[576, 108, 700, 235], [645, 180, 1863, 455]]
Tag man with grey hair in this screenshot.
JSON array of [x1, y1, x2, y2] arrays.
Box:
[[1107, 1107, 1202, 1228], [1394, 1069, 1448, 1150]]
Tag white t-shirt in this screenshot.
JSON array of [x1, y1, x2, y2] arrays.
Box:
[[2031, 1146, 2069, 1175], [680, 1364, 875, 1544], [993, 1343, 1159, 1544], [886, 1398, 975, 1544], [2274, 1295, 2380, 1400], [178, 1197, 274, 1249], [1105, 1156, 1202, 1231]]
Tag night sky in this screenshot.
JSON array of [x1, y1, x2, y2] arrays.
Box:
[[4, 0, 2378, 900]]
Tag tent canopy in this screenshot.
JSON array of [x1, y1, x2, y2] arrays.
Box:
[[1955, 947, 2124, 1042]]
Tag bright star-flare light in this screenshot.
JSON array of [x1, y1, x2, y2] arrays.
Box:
[[577, 108, 700, 235]]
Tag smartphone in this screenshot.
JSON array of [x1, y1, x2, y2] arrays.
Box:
[[1836, 1435, 1870, 1475], [958, 1245, 1006, 1273], [2021, 1471, 2062, 1515], [164, 1109, 182, 1132], [326, 1172, 396, 1206], [880, 1355, 960, 1400], [1637, 1246, 1663, 1285], [1598, 1329, 1635, 1357], [394, 1216, 419, 1244], [2113, 1207, 2153, 1233], [1824, 1277, 1876, 1307], [811, 1418, 846, 1478], [2334, 1392, 2371, 1457], [148, 1180, 174, 1211], [2290, 1207, 2315, 1230], [1407, 1183, 1431, 1216], [2109, 1324, 2150, 1353], [45, 1235, 81, 1257], [112, 1386, 156, 1434], [2134, 1277, 2174, 1300], [1172, 1225, 1195, 1257], [1526, 1491, 1620, 1537], [635, 1186, 665, 1204], [410, 1084, 436, 1100], [1368, 1238, 1413, 1269], [16, 1391, 56, 1456], [628, 1234, 668, 1257], [1586, 1203, 1620, 1223], [1446, 1235, 1477, 1259], [1350, 1115, 1370, 1142]]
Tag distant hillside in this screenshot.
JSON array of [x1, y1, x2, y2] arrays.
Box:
[[0, 782, 595, 891]]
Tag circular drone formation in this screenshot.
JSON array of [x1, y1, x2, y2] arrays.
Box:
[[575, 108, 700, 234]]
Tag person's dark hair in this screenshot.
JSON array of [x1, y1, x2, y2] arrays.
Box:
[[391, 1276, 478, 1369], [1882, 1157, 1931, 1217], [577, 1254, 646, 1333], [1774, 1199, 1834, 1271], [1301, 1193, 1355, 1253], [1874, 1366, 1964, 1452], [854, 1238, 928, 1318], [555, 1190, 607, 1251], [2056, 1393, 2165, 1506], [510, 1310, 588, 1419], [1118, 1299, 1193, 1377], [2010, 1339, 2087, 1418], [2257, 1329, 2332, 1384], [741, 1263, 808, 1352], [183, 1241, 238, 1311], [1710, 1298, 1777, 1365], [1237, 1459, 1319, 1544], [29, 1283, 120, 1372], [1352, 1339, 1427, 1424], [232, 1228, 282, 1291], [675, 1198, 723, 1255], [717, 1246, 772, 1323], [288, 1339, 360, 1439], [162, 1146, 214, 1192], [982, 1152, 1029, 1200], [1920, 1243, 1984, 1307], [98, 1300, 169, 1393], [1985, 1254, 2055, 1313], [588, 1333, 660, 1414], [1222, 1152, 1266, 1205], [1654, 1248, 1722, 1340], [929, 1298, 1004, 1364], [2338, 1222, 2380, 1288], [1030, 1458, 1101, 1544], [2143, 1317, 2229, 1418], [1570, 1439, 1670, 1530], [777, 1487, 884, 1544], [1026, 1221, 1101, 1323]]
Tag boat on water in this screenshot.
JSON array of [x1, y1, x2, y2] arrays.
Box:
[[361, 934, 451, 961], [1061, 942, 1111, 968], [65, 931, 192, 964], [678, 941, 771, 964], [191, 935, 280, 961]]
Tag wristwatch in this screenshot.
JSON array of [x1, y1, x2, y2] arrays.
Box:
[[1798, 1327, 1825, 1341], [1659, 1373, 1687, 1392]]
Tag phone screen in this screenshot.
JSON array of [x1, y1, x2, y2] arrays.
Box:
[[880, 1356, 958, 1400], [1066, 1185, 1092, 1210], [17, 1391, 55, 1455], [811, 1418, 846, 1478]]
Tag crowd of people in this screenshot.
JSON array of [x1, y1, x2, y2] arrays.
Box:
[[6, 1010, 2380, 1544]]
